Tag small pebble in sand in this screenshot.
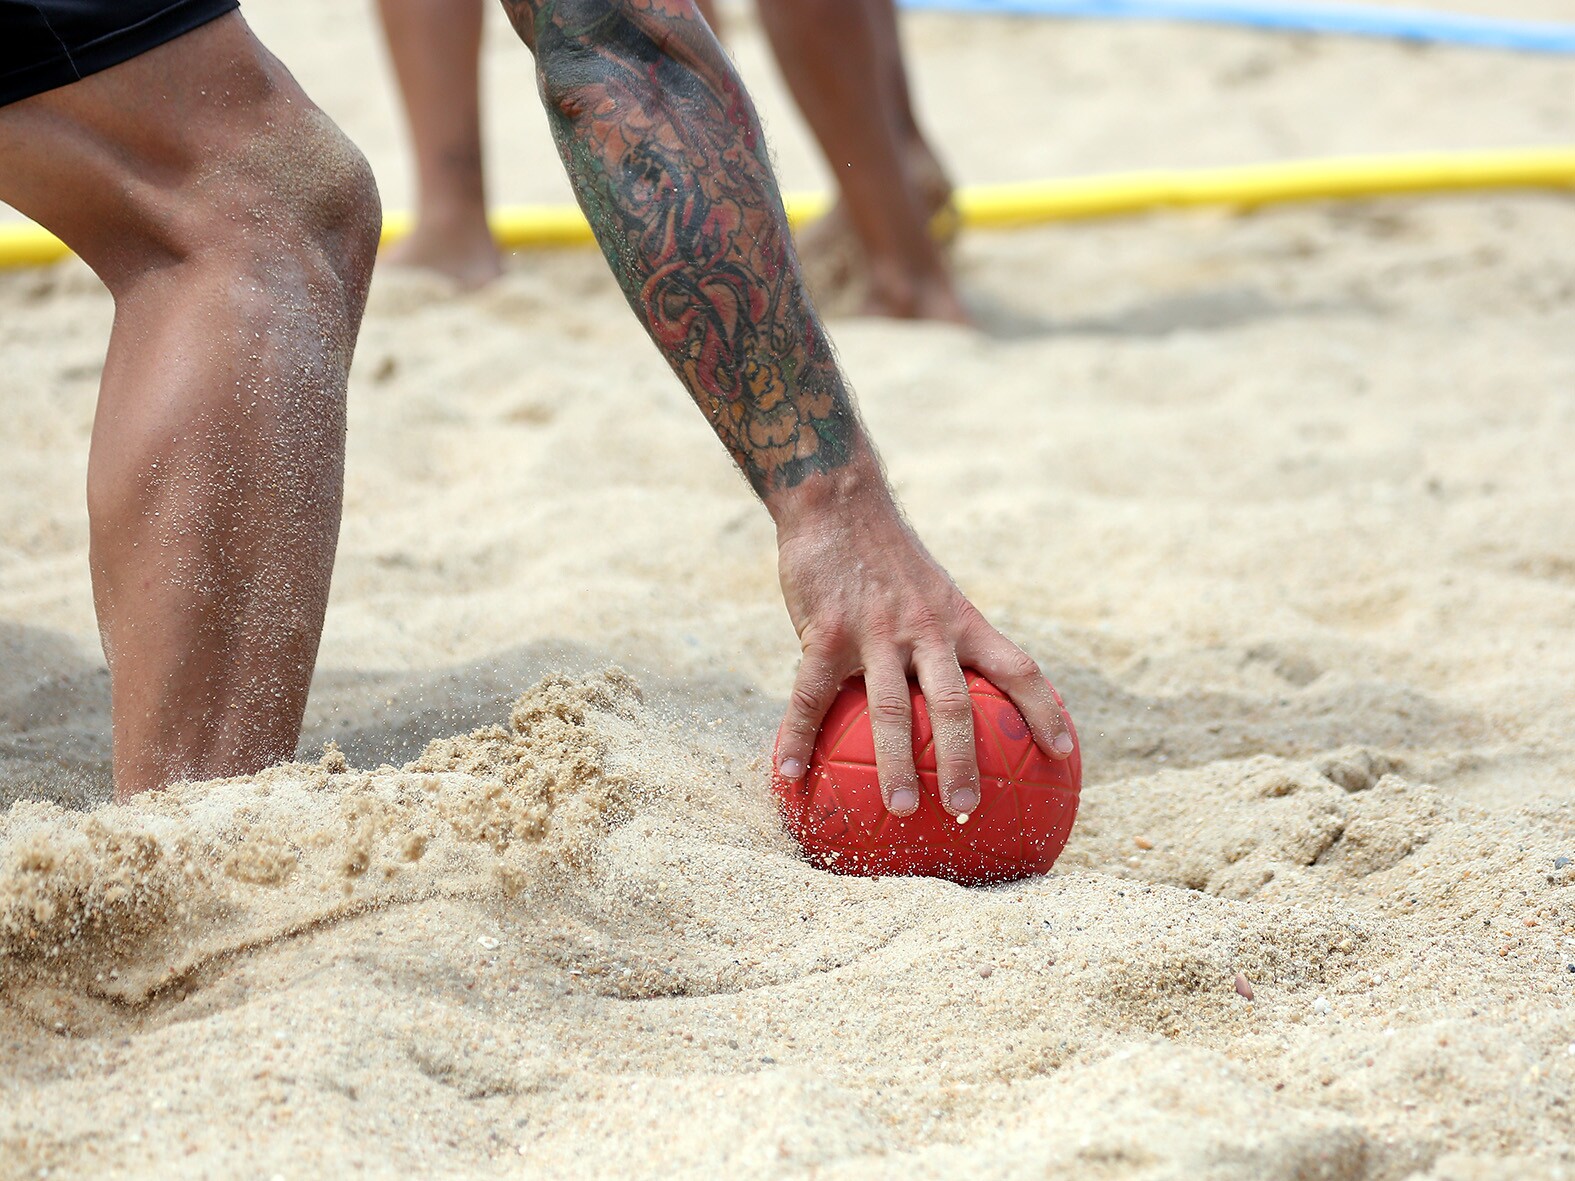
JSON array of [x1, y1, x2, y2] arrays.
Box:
[[1133, 836, 1154, 850], [1234, 972, 1254, 1000], [477, 936, 500, 951], [1555, 856, 1570, 870], [1311, 996, 1332, 1016], [979, 965, 994, 979]]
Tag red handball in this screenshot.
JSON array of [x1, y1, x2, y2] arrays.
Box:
[[773, 671, 1081, 886]]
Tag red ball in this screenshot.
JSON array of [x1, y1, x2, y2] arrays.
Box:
[[773, 671, 1081, 885]]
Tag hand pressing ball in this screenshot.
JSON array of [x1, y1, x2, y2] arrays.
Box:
[[774, 671, 1081, 885]]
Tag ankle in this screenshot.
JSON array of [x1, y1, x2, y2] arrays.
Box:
[[863, 264, 970, 325]]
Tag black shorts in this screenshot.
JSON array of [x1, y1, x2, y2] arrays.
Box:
[[0, 0, 240, 107]]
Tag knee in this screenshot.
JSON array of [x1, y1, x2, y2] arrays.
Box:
[[202, 99, 382, 319], [277, 115, 382, 307], [99, 88, 382, 317], [270, 108, 383, 312]]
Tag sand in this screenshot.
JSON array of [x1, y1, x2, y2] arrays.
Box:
[[3, 2, 1574, 1178]]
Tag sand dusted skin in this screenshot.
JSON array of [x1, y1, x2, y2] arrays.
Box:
[[2, 3, 1574, 1178]]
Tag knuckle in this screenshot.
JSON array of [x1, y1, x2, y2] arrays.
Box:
[[868, 696, 911, 729], [925, 683, 974, 719], [945, 590, 983, 628], [860, 617, 901, 648], [906, 601, 945, 636], [801, 624, 849, 658], [787, 684, 828, 723], [999, 650, 1043, 683], [936, 750, 978, 780], [906, 602, 967, 649]]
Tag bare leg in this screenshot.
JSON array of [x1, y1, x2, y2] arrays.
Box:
[[0, 14, 381, 797], [866, 0, 957, 238], [758, 0, 966, 322], [377, 0, 503, 288]]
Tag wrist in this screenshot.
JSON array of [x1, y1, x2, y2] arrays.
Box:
[[766, 448, 899, 540]]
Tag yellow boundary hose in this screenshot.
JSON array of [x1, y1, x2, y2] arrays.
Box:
[[2, 146, 1572, 268], [953, 146, 1575, 226]]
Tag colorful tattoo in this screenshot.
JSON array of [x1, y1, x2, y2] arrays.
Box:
[[500, 0, 856, 495]]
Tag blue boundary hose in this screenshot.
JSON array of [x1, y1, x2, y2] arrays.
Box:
[[897, 0, 1575, 54]]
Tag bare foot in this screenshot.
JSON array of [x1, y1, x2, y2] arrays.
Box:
[[800, 204, 971, 324], [796, 201, 862, 303], [796, 141, 967, 324], [861, 268, 972, 325], [383, 218, 503, 290]]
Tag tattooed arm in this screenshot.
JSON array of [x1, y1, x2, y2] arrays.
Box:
[[502, 0, 853, 495], [501, 0, 1073, 814]]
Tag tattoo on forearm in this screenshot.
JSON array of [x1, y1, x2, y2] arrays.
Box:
[[500, 0, 856, 495]]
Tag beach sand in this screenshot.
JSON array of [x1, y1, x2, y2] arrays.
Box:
[[3, 3, 1574, 1177]]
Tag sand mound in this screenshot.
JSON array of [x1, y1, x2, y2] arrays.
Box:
[[0, 672, 646, 1003]]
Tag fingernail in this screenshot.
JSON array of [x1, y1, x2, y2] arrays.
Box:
[[950, 789, 979, 816], [889, 788, 919, 815], [778, 757, 805, 780], [1052, 732, 1075, 756]]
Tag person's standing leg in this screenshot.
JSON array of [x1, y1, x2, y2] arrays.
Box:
[[758, 0, 966, 322], [865, 0, 957, 239], [0, 13, 381, 797], [377, 0, 502, 287]]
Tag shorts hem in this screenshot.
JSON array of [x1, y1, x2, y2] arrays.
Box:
[[0, 0, 241, 108]]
